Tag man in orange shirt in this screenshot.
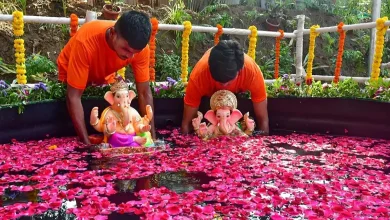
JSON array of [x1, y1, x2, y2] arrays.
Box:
[[181, 40, 269, 135], [57, 11, 155, 144]]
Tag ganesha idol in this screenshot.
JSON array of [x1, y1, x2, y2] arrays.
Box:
[[192, 90, 255, 140], [89, 76, 154, 150]]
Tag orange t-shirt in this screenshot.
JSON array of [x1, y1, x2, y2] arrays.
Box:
[[184, 49, 267, 107], [57, 20, 150, 90]]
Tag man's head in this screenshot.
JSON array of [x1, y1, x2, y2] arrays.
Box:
[[110, 11, 151, 60], [208, 40, 245, 85]]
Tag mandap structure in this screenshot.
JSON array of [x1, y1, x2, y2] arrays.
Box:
[[0, 9, 389, 220]]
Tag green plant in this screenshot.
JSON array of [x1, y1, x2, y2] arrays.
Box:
[[364, 78, 390, 99], [160, 0, 191, 25], [334, 78, 363, 98], [16, 0, 26, 14], [159, 0, 192, 49], [266, 74, 301, 97], [343, 50, 364, 71], [83, 85, 111, 98], [211, 12, 232, 27], [277, 41, 294, 75], [0, 58, 16, 75], [25, 54, 56, 82], [61, 0, 67, 17], [257, 57, 274, 79], [321, 33, 336, 56], [155, 53, 182, 81], [265, 1, 289, 22], [243, 10, 264, 24], [199, 3, 229, 16]]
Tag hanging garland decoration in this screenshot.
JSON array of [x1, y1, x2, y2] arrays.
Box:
[[274, 30, 284, 79], [181, 21, 192, 83], [70, 13, 79, 37], [117, 67, 126, 79], [149, 18, 159, 82], [214, 24, 223, 45], [305, 24, 320, 85], [333, 22, 346, 83], [247, 25, 258, 60], [13, 10, 27, 85], [370, 16, 389, 81]]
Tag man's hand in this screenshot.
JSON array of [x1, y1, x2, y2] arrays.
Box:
[[66, 84, 91, 144], [135, 81, 156, 139], [181, 104, 200, 134], [252, 99, 270, 135]]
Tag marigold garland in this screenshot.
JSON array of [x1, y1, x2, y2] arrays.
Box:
[[149, 18, 159, 82], [306, 24, 320, 85], [214, 24, 223, 45], [247, 26, 258, 60], [70, 14, 78, 37], [274, 30, 284, 79], [370, 17, 389, 81], [13, 11, 26, 84], [181, 21, 192, 83], [333, 22, 346, 83], [117, 67, 126, 79]]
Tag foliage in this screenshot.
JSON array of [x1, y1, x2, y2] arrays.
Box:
[[159, 0, 192, 49], [243, 9, 264, 24], [0, 58, 16, 75], [266, 74, 390, 102], [1, 73, 390, 114], [258, 58, 274, 79], [25, 54, 57, 82], [155, 53, 182, 81], [0, 80, 65, 113], [150, 77, 186, 98], [83, 84, 111, 98], [210, 12, 233, 28]]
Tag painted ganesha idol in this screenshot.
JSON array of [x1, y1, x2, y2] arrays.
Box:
[[89, 75, 154, 150], [192, 90, 256, 140]]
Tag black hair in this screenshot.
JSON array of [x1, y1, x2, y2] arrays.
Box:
[[114, 10, 151, 50], [208, 40, 245, 83]]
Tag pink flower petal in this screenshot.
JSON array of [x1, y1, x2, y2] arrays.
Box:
[[166, 204, 182, 216]]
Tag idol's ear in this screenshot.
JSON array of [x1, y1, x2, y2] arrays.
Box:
[[104, 91, 115, 105], [228, 109, 243, 124], [128, 90, 136, 102], [204, 110, 218, 125]]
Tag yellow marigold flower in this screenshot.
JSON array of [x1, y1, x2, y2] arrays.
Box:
[[48, 145, 57, 150]]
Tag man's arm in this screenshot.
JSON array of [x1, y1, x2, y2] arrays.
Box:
[[252, 99, 269, 135], [181, 104, 199, 134], [66, 84, 91, 144], [135, 81, 156, 139]]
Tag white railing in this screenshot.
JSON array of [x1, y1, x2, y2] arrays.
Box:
[[1, 10, 390, 87]]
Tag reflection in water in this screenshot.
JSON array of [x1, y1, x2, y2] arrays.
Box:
[[1, 168, 214, 219], [107, 171, 215, 206], [1, 189, 39, 207]]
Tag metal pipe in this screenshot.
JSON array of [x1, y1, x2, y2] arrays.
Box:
[[0, 14, 295, 38], [302, 21, 390, 35]]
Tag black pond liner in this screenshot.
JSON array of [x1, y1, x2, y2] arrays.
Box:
[[0, 97, 389, 144]]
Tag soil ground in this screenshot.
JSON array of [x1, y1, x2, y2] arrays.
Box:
[[0, 1, 375, 82]]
